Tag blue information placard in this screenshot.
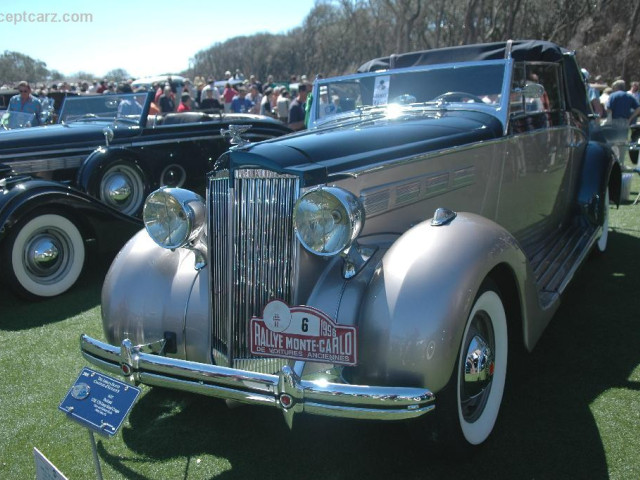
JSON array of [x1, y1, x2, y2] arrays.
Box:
[[59, 367, 141, 437]]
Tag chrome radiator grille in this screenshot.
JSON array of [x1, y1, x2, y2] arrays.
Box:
[[208, 169, 300, 372]]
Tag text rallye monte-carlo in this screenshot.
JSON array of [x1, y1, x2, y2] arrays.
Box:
[[81, 40, 620, 448]]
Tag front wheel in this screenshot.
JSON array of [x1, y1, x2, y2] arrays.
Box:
[[435, 281, 508, 447], [2, 213, 85, 299]]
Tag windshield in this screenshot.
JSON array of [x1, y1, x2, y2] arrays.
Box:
[[311, 61, 507, 126], [59, 93, 148, 125], [1, 110, 36, 129]]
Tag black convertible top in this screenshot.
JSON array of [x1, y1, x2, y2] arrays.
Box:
[[357, 40, 590, 116], [357, 40, 567, 72]]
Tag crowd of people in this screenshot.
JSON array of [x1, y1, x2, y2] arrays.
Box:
[[2, 69, 315, 131], [5, 67, 640, 134], [583, 70, 640, 126]]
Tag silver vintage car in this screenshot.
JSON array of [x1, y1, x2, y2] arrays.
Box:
[[81, 40, 620, 448]]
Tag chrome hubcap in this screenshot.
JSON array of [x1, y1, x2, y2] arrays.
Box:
[[99, 164, 144, 216], [105, 174, 132, 203], [23, 231, 72, 282], [27, 236, 61, 273], [105, 175, 131, 203], [460, 312, 495, 422]]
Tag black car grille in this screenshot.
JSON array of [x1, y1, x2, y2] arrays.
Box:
[[207, 168, 300, 373]]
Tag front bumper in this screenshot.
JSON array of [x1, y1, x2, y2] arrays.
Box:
[[80, 334, 435, 427]]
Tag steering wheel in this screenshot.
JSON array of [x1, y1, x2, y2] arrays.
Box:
[[434, 91, 484, 103]]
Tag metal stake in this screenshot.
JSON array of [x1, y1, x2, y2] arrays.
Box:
[[88, 430, 104, 480]]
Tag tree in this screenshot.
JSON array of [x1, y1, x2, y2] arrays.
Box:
[[0, 51, 49, 84], [104, 68, 131, 83]]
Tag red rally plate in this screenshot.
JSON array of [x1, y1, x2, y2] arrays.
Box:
[[250, 300, 358, 366]]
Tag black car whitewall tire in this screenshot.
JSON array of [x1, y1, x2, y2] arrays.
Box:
[[4, 213, 85, 299], [98, 162, 146, 216]]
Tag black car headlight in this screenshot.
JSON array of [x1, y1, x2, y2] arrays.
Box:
[[143, 187, 205, 249], [293, 187, 365, 256]]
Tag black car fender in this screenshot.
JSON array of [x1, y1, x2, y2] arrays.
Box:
[[577, 140, 621, 224], [301, 213, 544, 395], [76, 146, 150, 198], [0, 176, 141, 250]]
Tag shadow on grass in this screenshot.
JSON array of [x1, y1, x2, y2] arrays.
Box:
[[94, 228, 640, 480], [0, 253, 115, 331]]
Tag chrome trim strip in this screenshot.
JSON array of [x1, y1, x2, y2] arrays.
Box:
[[131, 133, 271, 148], [360, 170, 455, 218], [0, 147, 94, 160], [9, 155, 85, 174], [81, 334, 435, 422]]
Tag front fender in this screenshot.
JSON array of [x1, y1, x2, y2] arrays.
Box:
[[0, 177, 141, 248], [354, 212, 529, 394], [76, 146, 149, 195], [101, 230, 210, 364]]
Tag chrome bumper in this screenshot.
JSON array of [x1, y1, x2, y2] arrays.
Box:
[[80, 334, 435, 427]]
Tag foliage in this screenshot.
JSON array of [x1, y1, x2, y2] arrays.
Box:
[[1, 1, 639, 89], [0, 50, 49, 84], [104, 68, 131, 83], [188, 0, 640, 84]]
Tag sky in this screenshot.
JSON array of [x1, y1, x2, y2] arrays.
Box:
[[0, 0, 317, 79]]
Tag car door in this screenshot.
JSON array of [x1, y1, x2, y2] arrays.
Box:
[[496, 61, 573, 253]]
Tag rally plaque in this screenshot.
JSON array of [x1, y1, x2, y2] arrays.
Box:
[[250, 300, 358, 366]]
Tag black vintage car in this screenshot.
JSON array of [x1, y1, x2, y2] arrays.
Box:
[[0, 92, 291, 299]]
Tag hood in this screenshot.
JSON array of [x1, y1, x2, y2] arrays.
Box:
[[0, 121, 139, 155], [225, 110, 503, 185]]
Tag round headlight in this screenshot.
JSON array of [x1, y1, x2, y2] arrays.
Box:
[[143, 187, 205, 249], [293, 187, 365, 256]]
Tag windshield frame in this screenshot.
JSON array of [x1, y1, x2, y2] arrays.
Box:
[[309, 59, 513, 131], [58, 92, 151, 127]]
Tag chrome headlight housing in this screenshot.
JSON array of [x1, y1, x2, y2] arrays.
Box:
[[293, 186, 365, 256], [143, 187, 205, 249]]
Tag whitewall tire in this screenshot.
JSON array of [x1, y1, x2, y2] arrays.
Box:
[[596, 187, 610, 253], [5, 213, 85, 299], [455, 288, 508, 445], [430, 281, 509, 449]]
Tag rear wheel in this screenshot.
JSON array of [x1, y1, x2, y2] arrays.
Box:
[[2, 212, 85, 299], [434, 280, 508, 448]]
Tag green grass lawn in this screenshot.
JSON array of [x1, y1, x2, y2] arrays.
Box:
[[1, 185, 640, 480]]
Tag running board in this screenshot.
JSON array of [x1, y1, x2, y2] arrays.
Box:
[[528, 222, 597, 307]]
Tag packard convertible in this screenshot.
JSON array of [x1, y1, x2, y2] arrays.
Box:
[[81, 41, 620, 447], [0, 92, 290, 299]]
